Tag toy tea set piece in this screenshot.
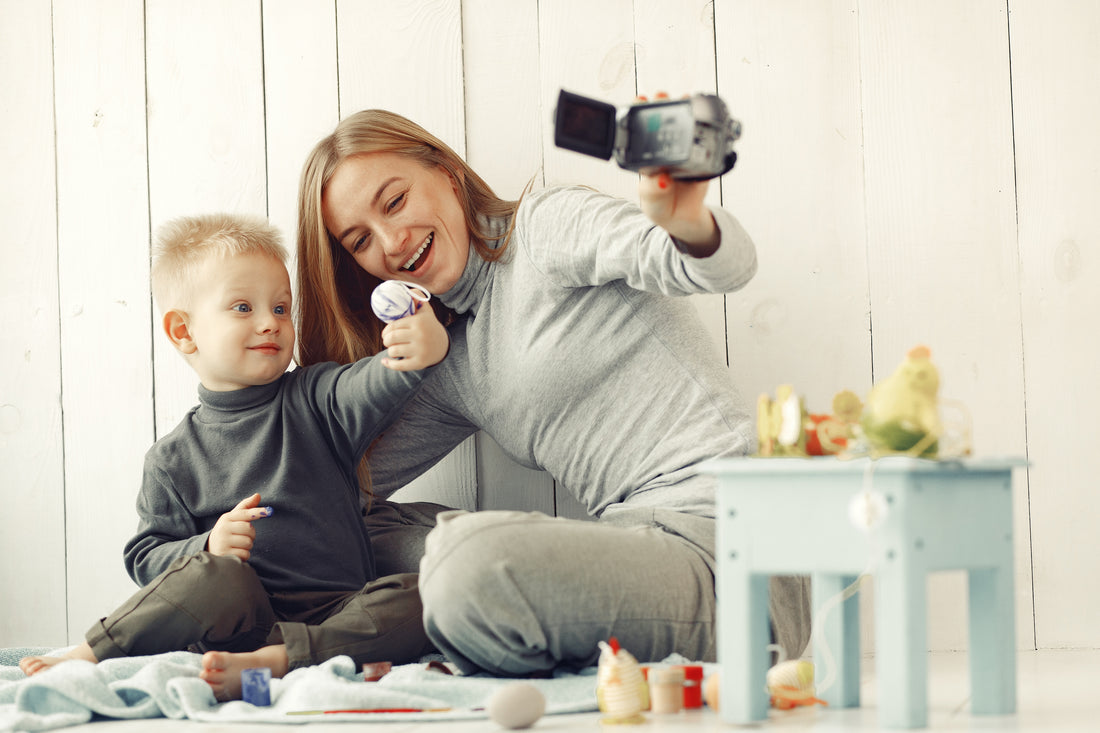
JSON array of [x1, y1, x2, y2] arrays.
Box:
[[647, 666, 685, 714], [595, 638, 649, 724], [241, 667, 272, 706]]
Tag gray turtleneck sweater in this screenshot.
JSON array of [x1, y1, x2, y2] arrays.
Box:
[[123, 357, 427, 593], [369, 185, 757, 520]]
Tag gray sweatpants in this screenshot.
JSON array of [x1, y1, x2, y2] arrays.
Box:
[[368, 501, 811, 676], [85, 551, 433, 670]]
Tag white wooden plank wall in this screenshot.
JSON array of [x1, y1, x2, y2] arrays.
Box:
[[52, 0, 155, 641], [0, 0, 67, 645], [0, 1, 1096, 657], [1009, 0, 1100, 649]]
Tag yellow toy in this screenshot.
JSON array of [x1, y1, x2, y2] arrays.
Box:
[[595, 638, 648, 724], [860, 345, 941, 457], [756, 385, 807, 457], [766, 659, 827, 710]]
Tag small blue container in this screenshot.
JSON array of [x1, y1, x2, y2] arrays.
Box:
[[241, 666, 272, 706]]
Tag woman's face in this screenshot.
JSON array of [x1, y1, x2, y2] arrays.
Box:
[[322, 151, 470, 294]]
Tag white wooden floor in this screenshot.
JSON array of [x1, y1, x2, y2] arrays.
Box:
[[50, 649, 1098, 732]]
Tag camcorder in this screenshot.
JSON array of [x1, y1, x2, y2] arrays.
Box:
[[553, 89, 742, 181]]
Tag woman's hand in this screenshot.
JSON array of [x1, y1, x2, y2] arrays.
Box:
[[635, 92, 720, 257], [207, 493, 272, 562], [381, 301, 450, 371]]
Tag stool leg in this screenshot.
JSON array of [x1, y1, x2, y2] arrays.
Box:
[[968, 566, 1016, 715], [813, 573, 861, 708], [720, 572, 771, 723], [875, 560, 928, 728]]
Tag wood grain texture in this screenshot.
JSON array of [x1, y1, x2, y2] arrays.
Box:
[[335, 0, 465, 154], [717, 0, 872, 412], [53, 0, 155, 640], [538, 0, 635, 199], [1009, 0, 1100, 649], [261, 0, 340, 263], [0, 0, 67, 647]]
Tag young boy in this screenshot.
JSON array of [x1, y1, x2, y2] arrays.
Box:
[[19, 213, 449, 700]]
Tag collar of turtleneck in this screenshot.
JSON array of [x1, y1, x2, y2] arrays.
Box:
[[437, 214, 510, 317], [197, 377, 283, 417]]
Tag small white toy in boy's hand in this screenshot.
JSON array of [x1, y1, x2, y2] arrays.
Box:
[[371, 280, 431, 322]]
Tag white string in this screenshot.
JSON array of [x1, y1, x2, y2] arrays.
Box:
[[811, 458, 881, 697], [390, 280, 431, 303]]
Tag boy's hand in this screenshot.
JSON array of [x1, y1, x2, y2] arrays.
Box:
[[635, 92, 720, 257], [380, 301, 449, 371], [207, 493, 272, 561]]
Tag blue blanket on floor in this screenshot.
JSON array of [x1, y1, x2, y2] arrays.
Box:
[[2, 647, 668, 731]]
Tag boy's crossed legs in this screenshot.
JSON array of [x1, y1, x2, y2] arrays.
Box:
[[203, 572, 434, 698], [19, 552, 432, 700], [20, 552, 272, 680]]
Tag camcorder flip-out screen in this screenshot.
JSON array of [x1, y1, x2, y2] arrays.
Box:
[[553, 90, 617, 161]]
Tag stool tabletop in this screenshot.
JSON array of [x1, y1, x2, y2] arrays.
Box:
[[704, 455, 1028, 476]]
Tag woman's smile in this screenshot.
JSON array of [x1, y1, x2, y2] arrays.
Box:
[[402, 232, 433, 272]]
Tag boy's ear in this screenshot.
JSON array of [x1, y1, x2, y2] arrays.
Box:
[[163, 309, 197, 354]]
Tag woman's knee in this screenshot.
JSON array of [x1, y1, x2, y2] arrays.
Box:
[[419, 512, 539, 626]]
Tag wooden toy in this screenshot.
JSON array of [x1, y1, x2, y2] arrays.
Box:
[[595, 638, 648, 724]]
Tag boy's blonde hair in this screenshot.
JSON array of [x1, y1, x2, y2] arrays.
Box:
[[151, 213, 288, 312]]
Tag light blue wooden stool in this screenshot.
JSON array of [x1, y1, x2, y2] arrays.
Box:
[[706, 456, 1023, 728]]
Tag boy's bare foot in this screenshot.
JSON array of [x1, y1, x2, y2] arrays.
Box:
[[200, 644, 289, 701], [19, 642, 98, 677]]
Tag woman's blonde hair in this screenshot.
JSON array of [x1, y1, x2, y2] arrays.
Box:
[[295, 110, 521, 498], [296, 109, 519, 368]]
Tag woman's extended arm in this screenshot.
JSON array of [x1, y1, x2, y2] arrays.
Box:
[[516, 185, 757, 296]]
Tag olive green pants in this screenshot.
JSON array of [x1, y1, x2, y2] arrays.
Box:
[[85, 551, 433, 670]]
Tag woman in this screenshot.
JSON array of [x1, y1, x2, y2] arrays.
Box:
[[295, 108, 809, 675]]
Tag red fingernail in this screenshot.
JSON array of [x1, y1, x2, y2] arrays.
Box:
[[658, 175, 669, 189]]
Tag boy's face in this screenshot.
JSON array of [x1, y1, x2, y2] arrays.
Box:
[[177, 252, 295, 391]]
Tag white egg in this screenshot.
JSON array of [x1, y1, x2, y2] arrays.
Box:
[[371, 280, 417, 322], [487, 681, 546, 729]]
